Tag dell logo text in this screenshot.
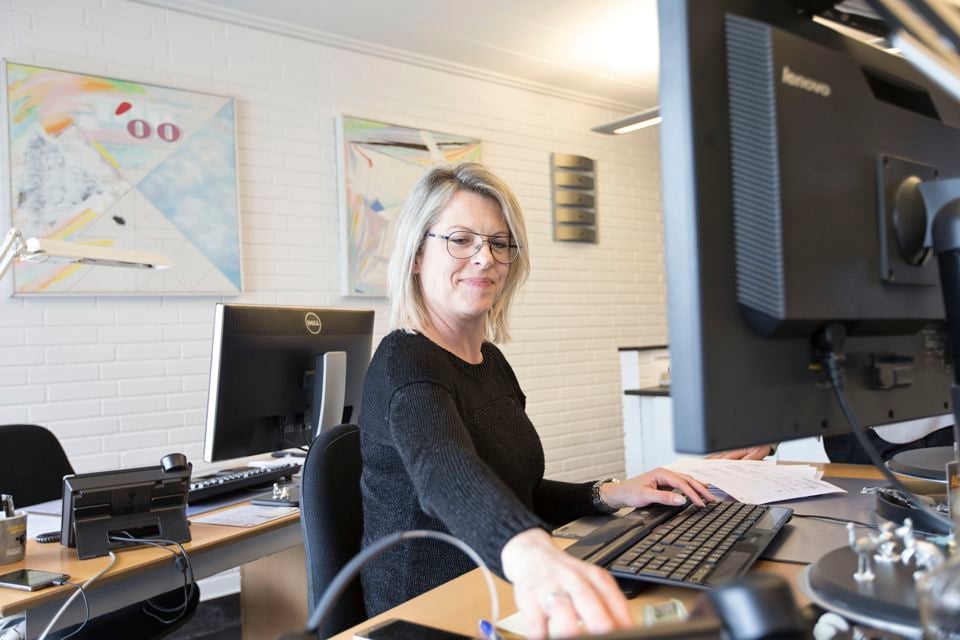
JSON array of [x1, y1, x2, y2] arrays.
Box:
[[304, 312, 322, 334]]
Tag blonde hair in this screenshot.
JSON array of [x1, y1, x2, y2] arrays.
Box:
[[387, 162, 530, 344]]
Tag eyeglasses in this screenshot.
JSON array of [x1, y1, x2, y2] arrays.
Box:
[[424, 231, 521, 264]]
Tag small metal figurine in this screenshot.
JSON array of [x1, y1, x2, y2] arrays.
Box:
[[848, 522, 878, 583], [272, 482, 290, 501], [872, 521, 900, 563]]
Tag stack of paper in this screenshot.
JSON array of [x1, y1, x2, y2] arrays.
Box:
[[663, 459, 845, 504]]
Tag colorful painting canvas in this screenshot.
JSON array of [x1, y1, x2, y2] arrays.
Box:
[[338, 116, 481, 296], [2, 61, 242, 294]]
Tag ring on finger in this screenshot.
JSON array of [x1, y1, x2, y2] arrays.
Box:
[[541, 590, 570, 610]]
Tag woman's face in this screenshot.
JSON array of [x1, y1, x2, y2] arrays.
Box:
[[416, 190, 511, 330]]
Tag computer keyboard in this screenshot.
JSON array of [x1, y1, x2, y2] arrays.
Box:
[[188, 463, 300, 504], [566, 500, 793, 590]]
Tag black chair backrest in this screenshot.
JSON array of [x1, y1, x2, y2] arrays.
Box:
[[300, 423, 366, 637], [0, 424, 74, 507]]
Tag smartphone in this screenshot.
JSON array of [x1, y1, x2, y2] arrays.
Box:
[[0, 569, 69, 591], [354, 618, 474, 640]]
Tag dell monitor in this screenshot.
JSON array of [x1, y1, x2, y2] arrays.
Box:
[[203, 303, 374, 462], [658, 0, 957, 453]]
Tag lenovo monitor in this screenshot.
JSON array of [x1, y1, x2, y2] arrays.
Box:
[[658, 0, 957, 453]]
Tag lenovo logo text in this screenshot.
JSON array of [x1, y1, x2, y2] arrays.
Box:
[[781, 66, 831, 97]]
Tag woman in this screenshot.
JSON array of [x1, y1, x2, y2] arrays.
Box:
[[359, 162, 714, 638]]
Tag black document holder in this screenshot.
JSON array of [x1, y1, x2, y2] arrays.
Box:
[[60, 463, 191, 560]]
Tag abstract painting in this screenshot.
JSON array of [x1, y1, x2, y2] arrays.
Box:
[[2, 61, 242, 294], [338, 116, 481, 296]]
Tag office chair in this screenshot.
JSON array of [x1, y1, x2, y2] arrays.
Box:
[[0, 424, 199, 640], [299, 423, 366, 638]]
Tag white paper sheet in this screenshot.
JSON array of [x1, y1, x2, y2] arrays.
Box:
[[664, 459, 844, 504], [191, 505, 298, 527]]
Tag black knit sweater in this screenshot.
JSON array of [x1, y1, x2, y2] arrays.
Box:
[[358, 330, 599, 616]]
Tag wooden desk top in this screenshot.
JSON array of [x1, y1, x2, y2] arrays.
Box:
[[0, 502, 300, 617], [332, 463, 886, 639]]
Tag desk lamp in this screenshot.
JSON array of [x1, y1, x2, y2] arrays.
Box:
[[0, 227, 172, 280]]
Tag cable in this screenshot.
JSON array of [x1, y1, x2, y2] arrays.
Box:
[[302, 530, 499, 637], [37, 551, 117, 640], [51, 582, 90, 640], [792, 513, 879, 529], [107, 533, 196, 624], [823, 348, 953, 529]]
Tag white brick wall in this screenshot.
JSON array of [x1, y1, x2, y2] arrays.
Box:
[[0, 0, 666, 480]]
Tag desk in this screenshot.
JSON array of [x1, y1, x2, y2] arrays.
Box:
[[0, 502, 307, 640], [332, 463, 886, 640]]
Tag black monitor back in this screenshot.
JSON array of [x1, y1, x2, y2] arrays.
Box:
[[203, 304, 374, 462], [659, 0, 955, 453]]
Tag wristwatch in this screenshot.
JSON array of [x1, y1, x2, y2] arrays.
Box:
[[591, 478, 620, 514]]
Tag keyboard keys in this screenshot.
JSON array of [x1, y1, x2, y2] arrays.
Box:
[[606, 501, 774, 588]]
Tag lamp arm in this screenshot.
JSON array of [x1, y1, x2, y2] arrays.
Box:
[[0, 228, 24, 281]]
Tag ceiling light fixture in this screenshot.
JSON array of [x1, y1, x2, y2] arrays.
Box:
[[591, 106, 662, 135], [0, 228, 173, 280]]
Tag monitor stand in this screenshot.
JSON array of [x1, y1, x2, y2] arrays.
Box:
[[886, 445, 953, 483], [801, 546, 921, 637]]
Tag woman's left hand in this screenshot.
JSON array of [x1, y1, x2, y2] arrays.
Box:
[[600, 468, 716, 509], [705, 444, 775, 461]]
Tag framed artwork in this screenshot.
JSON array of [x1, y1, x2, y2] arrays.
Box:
[[2, 61, 242, 295], [337, 115, 481, 296]]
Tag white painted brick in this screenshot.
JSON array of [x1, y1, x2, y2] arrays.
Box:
[[103, 30, 166, 56], [163, 324, 210, 341], [33, 16, 103, 44], [100, 360, 165, 380], [116, 308, 179, 325], [17, 30, 87, 57], [98, 326, 163, 343], [44, 309, 116, 326], [118, 376, 181, 396], [0, 8, 31, 30], [26, 327, 97, 346], [0, 369, 26, 385], [119, 410, 183, 432], [47, 417, 119, 437], [28, 364, 99, 384], [12, 0, 82, 21], [45, 345, 115, 364], [167, 391, 205, 410], [60, 437, 103, 457], [30, 400, 101, 423], [102, 395, 165, 416], [117, 343, 180, 361], [1, 347, 43, 367], [0, 406, 29, 423], [71, 452, 121, 473], [86, 7, 152, 36], [0, 385, 44, 405], [104, 429, 168, 451], [164, 358, 208, 376], [0, 329, 24, 346], [48, 380, 117, 402]]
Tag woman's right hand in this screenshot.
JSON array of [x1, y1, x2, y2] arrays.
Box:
[[501, 528, 634, 639]]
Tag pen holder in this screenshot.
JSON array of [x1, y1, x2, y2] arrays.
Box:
[[0, 511, 27, 565]]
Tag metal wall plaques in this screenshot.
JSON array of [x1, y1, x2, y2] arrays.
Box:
[[551, 153, 597, 243]]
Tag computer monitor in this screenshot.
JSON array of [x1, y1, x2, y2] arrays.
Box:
[[203, 303, 374, 462], [658, 0, 958, 453]]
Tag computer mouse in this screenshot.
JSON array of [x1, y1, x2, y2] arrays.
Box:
[[161, 452, 190, 472]]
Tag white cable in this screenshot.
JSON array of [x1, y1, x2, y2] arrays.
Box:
[[402, 530, 500, 627], [37, 551, 117, 640]]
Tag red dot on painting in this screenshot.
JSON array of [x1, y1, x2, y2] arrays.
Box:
[[115, 102, 132, 116]]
